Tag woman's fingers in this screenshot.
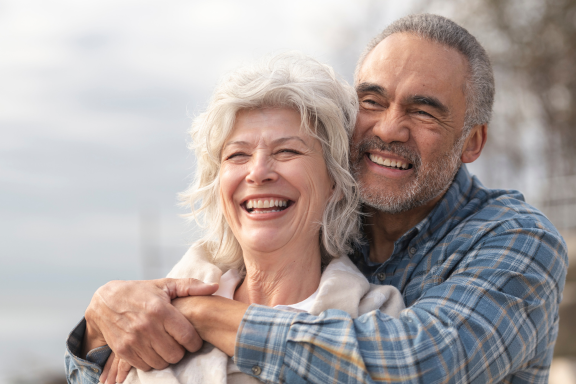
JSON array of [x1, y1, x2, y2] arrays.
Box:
[[116, 359, 133, 383]]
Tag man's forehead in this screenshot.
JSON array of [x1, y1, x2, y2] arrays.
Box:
[[356, 32, 468, 96]]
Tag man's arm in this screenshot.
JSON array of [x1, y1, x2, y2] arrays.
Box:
[[65, 278, 218, 384], [194, 228, 567, 383]]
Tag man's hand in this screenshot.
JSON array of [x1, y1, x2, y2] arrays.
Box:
[[82, 278, 218, 371], [172, 295, 249, 357], [100, 352, 132, 384]]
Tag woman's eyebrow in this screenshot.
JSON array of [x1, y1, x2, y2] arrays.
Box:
[[222, 136, 308, 150], [272, 136, 308, 146], [222, 140, 249, 149]]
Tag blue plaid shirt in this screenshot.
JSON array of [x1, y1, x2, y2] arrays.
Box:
[[65, 165, 568, 384], [233, 165, 568, 383]]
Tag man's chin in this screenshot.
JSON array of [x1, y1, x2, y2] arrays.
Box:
[[360, 194, 418, 214]]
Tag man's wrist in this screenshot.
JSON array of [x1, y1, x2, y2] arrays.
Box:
[[82, 313, 107, 358]]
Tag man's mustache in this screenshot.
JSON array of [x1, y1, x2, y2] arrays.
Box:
[[354, 137, 421, 169]]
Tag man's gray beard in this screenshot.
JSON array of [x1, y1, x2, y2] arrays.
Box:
[[351, 137, 464, 214]]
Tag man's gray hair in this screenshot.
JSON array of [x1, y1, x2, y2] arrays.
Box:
[[181, 52, 361, 270], [356, 13, 495, 133]]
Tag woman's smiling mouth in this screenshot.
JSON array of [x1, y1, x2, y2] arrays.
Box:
[[243, 198, 293, 214]]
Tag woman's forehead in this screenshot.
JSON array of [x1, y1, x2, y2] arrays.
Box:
[[226, 108, 313, 143]]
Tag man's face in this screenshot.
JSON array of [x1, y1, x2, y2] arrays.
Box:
[[352, 32, 469, 214]]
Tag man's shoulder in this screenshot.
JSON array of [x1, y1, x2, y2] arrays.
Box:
[[440, 178, 568, 277], [460, 179, 561, 239]]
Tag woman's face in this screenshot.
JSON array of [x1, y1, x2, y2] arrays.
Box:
[[219, 107, 333, 255]]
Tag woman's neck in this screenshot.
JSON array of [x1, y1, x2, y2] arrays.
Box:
[[233, 245, 322, 307]]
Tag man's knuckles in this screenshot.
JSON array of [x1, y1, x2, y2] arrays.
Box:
[[163, 347, 186, 364], [179, 330, 203, 352], [143, 298, 171, 317]]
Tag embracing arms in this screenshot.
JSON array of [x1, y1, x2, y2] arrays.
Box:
[[65, 278, 218, 384], [226, 227, 568, 383]]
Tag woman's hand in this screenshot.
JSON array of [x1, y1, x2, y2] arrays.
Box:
[[100, 352, 133, 384]]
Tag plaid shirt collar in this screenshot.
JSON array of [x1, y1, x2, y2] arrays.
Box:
[[353, 164, 478, 271]]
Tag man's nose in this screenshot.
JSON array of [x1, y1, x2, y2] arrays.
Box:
[[245, 154, 278, 185], [372, 106, 410, 143]]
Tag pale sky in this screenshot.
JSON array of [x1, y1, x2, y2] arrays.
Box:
[[0, 1, 417, 381]]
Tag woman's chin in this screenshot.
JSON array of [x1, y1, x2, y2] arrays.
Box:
[[239, 232, 292, 255]]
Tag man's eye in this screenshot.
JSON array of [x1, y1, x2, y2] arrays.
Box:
[[416, 110, 433, 117]]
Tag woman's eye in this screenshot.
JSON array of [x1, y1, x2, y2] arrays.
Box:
[[276, 149, 301, 155], [225, 152, 248, 160]]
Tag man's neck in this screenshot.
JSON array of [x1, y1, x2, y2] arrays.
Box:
[[364, 195, 442, 264]]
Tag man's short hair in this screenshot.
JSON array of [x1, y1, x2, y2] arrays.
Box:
[[356, 13, 495, 134]]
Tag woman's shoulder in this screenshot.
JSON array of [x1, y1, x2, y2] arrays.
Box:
[[166, 241, 223, 283]]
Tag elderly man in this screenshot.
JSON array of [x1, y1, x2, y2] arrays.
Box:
[[66, 14, 567, 384]]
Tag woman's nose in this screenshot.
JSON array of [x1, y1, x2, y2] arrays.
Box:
[[245, 155, 278, 185]]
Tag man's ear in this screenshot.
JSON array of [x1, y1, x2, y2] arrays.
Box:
[[461, 124, 487, 164]]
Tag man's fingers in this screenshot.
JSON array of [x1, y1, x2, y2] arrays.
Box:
[[149, 332, 187, 364], [164, 304, 204, 353], [159, 278, 218, 299], [116, 359, 133, 383], [133, 343, 170, 371], [105, 355, 119, 384], [100, 352, 114, 383], [113, 341, 153, 372]]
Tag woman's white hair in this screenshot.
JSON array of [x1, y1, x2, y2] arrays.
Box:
[[181, 52, 361, 271]]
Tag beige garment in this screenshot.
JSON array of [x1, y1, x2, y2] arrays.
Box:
[[123, 242, 406, 384]]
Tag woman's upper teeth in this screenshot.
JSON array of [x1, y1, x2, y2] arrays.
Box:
[[246, 199, 288, 209], [369, 154, 409, 169]]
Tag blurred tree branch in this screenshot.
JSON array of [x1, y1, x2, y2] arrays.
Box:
[[421, 0, 576, 178]]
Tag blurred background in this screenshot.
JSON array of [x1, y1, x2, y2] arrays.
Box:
[[0, 0, 574, 383]]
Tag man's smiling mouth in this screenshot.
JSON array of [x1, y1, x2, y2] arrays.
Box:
[[368, 153, 413, 170], [243, 198, 292, 214]]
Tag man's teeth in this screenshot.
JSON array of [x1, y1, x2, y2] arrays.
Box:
[[245, 199, 288, 210], [368, 154, 409, 169]]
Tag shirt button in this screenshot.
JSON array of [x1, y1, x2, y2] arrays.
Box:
[[377, 272, 386, 281], [409, 247, 417, 255], [91, 368, 99, 373], [252, 365, 262, 376]]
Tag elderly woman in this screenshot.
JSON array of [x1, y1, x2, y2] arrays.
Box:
[[68, 53, 404, 384]]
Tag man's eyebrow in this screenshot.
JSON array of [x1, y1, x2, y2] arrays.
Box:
[[406, 95, 449, 115], [356, 82, 388, 97]]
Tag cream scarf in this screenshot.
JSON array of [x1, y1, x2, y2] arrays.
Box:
[[123, 242, 405, 384]]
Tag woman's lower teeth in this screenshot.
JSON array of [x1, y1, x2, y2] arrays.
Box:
[[253, 209, 281, 214]]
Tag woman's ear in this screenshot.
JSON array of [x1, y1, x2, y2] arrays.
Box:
[[461, 124, 487, 164]]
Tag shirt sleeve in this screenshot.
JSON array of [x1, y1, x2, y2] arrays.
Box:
[[65, 318, 112, 384], [233, 227, 568, 383]]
